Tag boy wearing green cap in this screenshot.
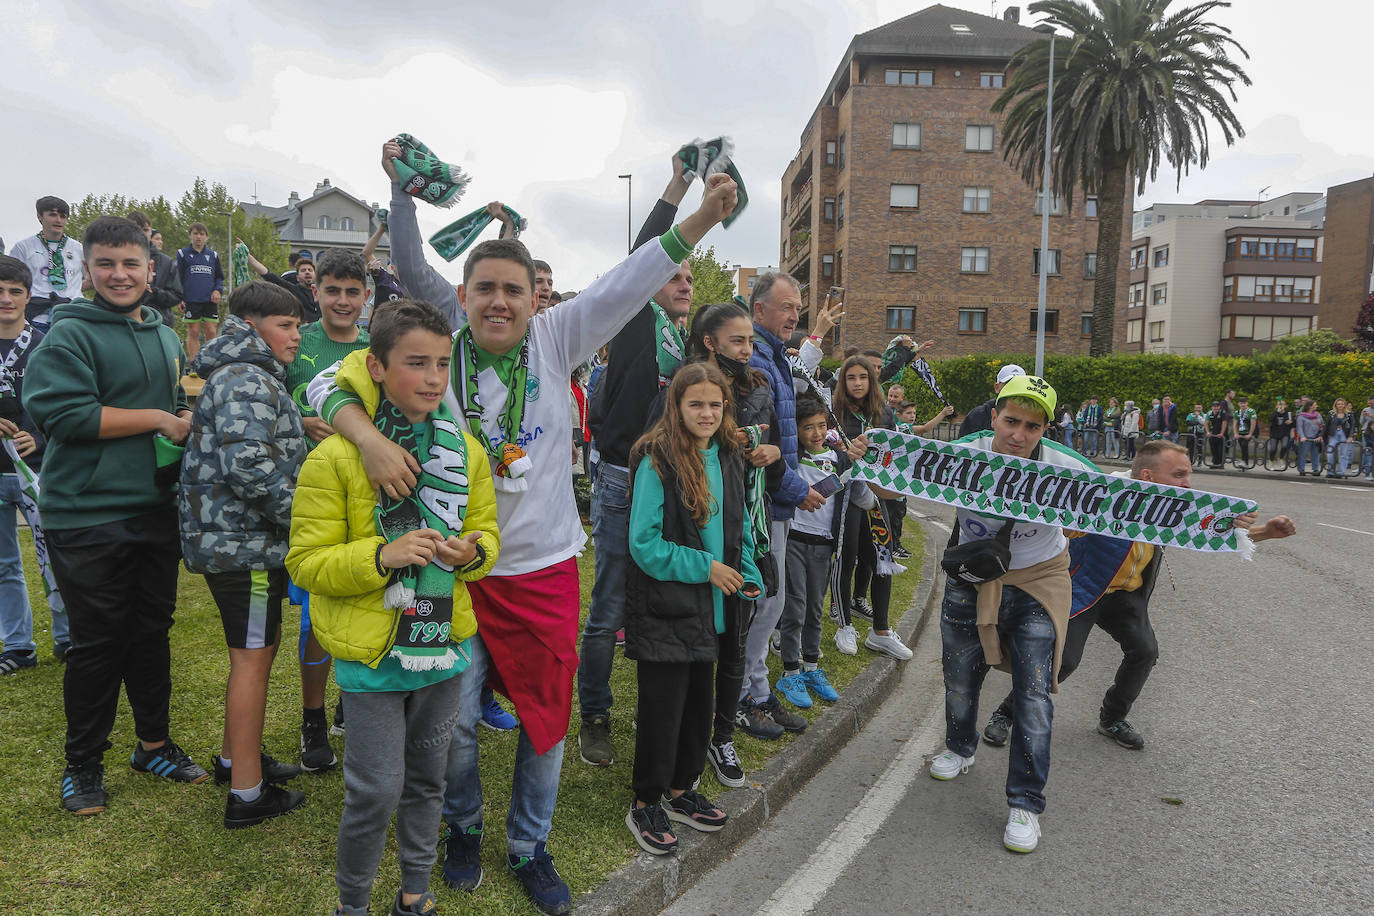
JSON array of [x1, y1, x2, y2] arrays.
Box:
[[928, 374, 1096, 854]]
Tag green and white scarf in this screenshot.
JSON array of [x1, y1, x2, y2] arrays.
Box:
[[853, 429, 1258, 553], [429, 203, 528, 263], [675, 136, 749, 228], [453, 327, 533, 491], [40, 235, 68, 293], [232, 242, 253, 289], [651, 299, 685, 386], [3, 439, 62, 613], [0, 324, 34, 400], [374, 399, 472, 671], [391, 133, 470, 208], [742, 424, 771, 557]]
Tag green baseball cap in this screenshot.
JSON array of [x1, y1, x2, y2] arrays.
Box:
[[997, 374, 1057, 421]]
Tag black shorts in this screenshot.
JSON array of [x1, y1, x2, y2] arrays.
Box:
[[205, 568, 286, 650], [185, 300, 220, 322]]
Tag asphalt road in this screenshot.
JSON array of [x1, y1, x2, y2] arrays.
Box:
[[661, 472, 1373, 916]]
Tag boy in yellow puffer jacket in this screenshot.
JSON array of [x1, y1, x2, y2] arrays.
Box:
[[287, 299, 499, 916]]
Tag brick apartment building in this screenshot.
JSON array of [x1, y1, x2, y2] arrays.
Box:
[[1320, 175, 1374, 340], [778, 4, 1129, 358]]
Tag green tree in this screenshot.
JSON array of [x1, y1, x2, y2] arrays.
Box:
[[991, 0, 1251, 356], [688, 245, 736, 305], [1353, 292, 1374, 352], [1267, 329, 1349, 357]]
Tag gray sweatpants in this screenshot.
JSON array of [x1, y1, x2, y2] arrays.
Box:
[[782, 537, 832, 668], [741, 519, 792, 702], [336, 674, 465, 909]]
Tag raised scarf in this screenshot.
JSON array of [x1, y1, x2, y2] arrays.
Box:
[[650, 299, 685, 385], [430, 203, 528, 263], [374, 399, 471, 671], [675, 136, 749, 228], [232, 243, 253, 289], [391, 133, 470, 208], [453, 327, 533, 490]]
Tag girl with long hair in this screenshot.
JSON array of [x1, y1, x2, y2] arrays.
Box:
[[830, 355, 911, 661], [623, 363, 763, 855]]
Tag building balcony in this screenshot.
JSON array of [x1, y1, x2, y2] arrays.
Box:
[[784, 236, 811, 271], [300, 227, 371, 245], [788, 180, 814, 225]]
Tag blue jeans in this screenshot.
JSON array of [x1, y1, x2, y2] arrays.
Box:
[[444, 632, 565, 857], [0, 474, 67, 653], [1297, 439, 1321, 474], [940, 579, 1055, 814], [1362, 441, 1373, 476], [1082, 429, 1098, 454], [1060, 428, 1073, 448], [576, 463, 630, 720], [1104, 429, 1119, 458], [1326, 429, 1351, 475]]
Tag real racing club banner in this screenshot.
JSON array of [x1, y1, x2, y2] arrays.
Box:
[[852, 429, 1258, 553]]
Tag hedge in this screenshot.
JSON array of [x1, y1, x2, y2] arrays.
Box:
[[866, 351, 1374, 421]]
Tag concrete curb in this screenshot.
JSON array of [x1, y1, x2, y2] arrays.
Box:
[[575, 521, 943, 916]]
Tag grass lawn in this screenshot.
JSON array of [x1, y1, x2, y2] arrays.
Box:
[[0, 523, 924, 914]]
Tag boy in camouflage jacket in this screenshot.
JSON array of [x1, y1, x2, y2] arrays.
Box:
[[179, 281, 309, 828]]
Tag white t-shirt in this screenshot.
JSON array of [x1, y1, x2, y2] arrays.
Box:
[[10, 234, 84, 301], [791, 448, 848, 539], [953, 431, 1098, 570]]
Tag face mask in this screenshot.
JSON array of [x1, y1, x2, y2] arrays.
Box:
[[714, 351, 747, 379], [97, 293, 144, 315]]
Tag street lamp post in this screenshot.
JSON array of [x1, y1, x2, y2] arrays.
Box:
[[1034, 30, 1056, 377], [618, 174, 632, 254]]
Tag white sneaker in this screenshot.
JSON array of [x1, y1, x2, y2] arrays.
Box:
[[864, 629, 913, 661], [1004, 807, 1041, 853], [769, 629, 782, 656], [834, 624, 858, 656], [929, 750, 973, 780]]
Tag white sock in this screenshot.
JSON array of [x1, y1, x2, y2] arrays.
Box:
[[218, 755, 232, 768], [802, 661, 819, 672], [231, 781, 263, 803]]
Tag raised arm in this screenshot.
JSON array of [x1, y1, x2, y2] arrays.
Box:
[[380, 140, 463, 326], [235, 240, 271, 278], [360, 219, 387, 264]]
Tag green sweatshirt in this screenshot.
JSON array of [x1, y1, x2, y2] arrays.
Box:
[[23, 298, 189, 530], [285, 322, 370, 432]]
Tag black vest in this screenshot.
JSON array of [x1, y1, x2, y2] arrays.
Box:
[[625, 447, 746, 664]]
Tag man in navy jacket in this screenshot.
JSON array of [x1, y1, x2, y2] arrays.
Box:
[[738, 272, 823, 737]]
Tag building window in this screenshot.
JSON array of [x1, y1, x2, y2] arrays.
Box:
[[838, 133, 846, 169], [980, 72, 1004, 88], [1149, 320, 1165, 342], [1084, 252, 1098, 279], [962, 187, 991, 213], [1296, 238, 1316, 260], [889, 184, 920, 209], [961, 247, 990, 273], [1085, 196, 1099, 218], [1130, 246, 1147, 270], [1029, 310, 1059, 334], [1032, 248, 1062, 276], [958, 308, 987, 333], [888, 245, 918, 271], [339, 216, 354, 231], [892, 123, 922, 149], [821, 254, 834, 279], [1127, 319, 1143, 343], [746, 276, 757, 292], [886, 307, 915, 331], [1080, 314, 1093, 337], [317, 215, 332, 230], [1153, 245, 1169, 267], [885, 68, 932, 86], [826, 141, 836, 166], [823, 197, 835, 221], [837, 193, 845, 227], [1151, 283, 1168, 305], [965, 125, 994, 152], [1128, 282, 1145, 306], [1034, 192, 1063, 215]]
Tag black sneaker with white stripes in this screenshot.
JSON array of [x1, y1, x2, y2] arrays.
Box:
[[706, 739, 745, 787]]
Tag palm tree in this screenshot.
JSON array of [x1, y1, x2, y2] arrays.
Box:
[[991, 0, 1250, 356]]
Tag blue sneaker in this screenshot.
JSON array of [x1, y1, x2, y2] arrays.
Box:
[[481, 696, 518, 731], [507, 842, 571, 915], [442, 820, 483, 891], [801, 667, 840, 702], [775, 671, 813, 709]]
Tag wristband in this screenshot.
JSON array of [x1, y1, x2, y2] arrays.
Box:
[[807, 335, 821, 343], [375, 544, 387, 577]]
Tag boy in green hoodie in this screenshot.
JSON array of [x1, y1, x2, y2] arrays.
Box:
[[23, 216, 208, 817]]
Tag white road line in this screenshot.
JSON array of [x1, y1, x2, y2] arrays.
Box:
[[1318, 522, 1374, 537], [753, 682, 945, 916], [1331, 486, 1368, 493]]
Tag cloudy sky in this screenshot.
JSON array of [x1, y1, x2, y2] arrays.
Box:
[[5, 0, 1372, 288]]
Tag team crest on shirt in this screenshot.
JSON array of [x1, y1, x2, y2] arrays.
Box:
[[525, 375, 541, 402]]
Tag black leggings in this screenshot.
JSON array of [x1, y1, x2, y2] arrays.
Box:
[[838, 503, 891, 631]]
